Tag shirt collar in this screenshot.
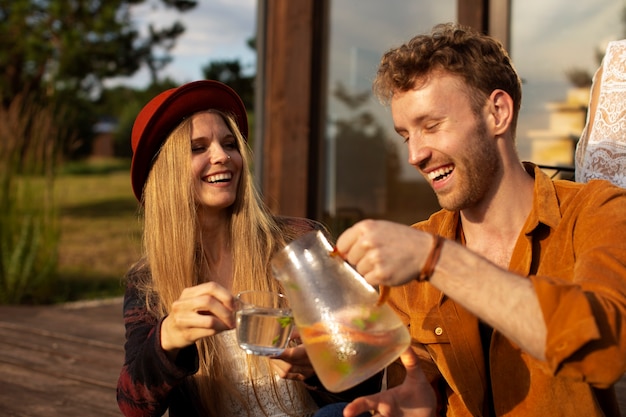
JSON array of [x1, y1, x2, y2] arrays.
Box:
[[522, 162, 563, 233]]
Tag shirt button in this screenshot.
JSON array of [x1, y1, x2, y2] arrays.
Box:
[[435, 327, 444, 336]]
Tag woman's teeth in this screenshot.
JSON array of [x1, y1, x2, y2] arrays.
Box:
[[206, 173, 232, 183]]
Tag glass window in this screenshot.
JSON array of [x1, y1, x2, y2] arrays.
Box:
[[511, 0, 624, 170], [324, 0, 456, 234]]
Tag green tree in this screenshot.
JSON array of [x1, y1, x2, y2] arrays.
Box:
[[202, 59, 255, 110], [0, 0, 198, 158], [97, 78, 179, 158], [0, 0, 197, 105]]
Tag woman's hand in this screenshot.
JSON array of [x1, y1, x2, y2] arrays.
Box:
[[270, 329, 316, 381], [160, 281, 235, 358], [343, 348, 436, 417]]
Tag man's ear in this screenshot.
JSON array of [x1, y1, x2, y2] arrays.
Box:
[[487, 89, 514, 136]]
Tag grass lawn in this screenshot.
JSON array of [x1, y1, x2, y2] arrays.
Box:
[[55, 159, 142, 302]]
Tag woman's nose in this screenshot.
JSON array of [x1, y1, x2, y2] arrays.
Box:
[[210, 146, 230, 164]]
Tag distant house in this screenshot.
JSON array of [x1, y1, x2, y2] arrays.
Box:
[[92, 116, 118, 158]]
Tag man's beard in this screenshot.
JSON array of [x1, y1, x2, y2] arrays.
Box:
[[436, 117, 501, 212]]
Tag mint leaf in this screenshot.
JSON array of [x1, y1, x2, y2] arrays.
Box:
[[277, 316, 293, 328]]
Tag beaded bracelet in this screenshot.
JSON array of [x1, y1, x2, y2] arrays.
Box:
[[416, 234, 444, 282]]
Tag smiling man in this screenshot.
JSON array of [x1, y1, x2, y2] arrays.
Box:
[[336, 23, 626, 417]]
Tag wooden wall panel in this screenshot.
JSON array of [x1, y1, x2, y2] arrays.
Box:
[[458, 0, 488, 32], [259, 0, 315, 217]]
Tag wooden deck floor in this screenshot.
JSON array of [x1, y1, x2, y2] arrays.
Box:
[[0, 298, 124, 417], [0, 298, 625, 416]]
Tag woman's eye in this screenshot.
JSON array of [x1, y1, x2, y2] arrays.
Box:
[[191, 145, 206, 153], [224, 141, 238, 150]]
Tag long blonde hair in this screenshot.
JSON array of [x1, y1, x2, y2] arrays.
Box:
[[137, 110, 312, 416]]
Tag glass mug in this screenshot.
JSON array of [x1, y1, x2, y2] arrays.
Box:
[[235, 290, 295, 356], [271, 230, 411, 393]]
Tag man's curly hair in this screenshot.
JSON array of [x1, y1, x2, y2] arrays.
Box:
[[373, 22, 522, 134]]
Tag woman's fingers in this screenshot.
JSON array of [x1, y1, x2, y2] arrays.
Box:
[[271, 345, 315, 380], [161, 282, 236, 351]]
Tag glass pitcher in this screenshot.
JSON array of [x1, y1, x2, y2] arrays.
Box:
[[271, 230, 411, 393]]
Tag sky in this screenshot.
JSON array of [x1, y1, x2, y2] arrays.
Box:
[[109, 0, 257, 88], [511, 0, 623, 80]]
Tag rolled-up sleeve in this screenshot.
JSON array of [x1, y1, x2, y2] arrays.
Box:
[[532, 180, 626, 388]]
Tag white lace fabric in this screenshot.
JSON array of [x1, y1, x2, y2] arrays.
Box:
[[575, 39, 626, 188], [216, 330, 318, 417]]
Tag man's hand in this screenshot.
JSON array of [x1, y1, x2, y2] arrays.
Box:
[[336, 220, 434, 288], [343, 348, 435, 417]]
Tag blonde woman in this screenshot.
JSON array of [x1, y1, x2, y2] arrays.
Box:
[[116, 80, 381, 417]]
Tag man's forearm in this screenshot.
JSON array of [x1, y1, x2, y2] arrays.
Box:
[[429, 238, 547, 360]]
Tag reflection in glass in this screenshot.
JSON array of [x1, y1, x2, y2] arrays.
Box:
[[511, 0, 623, 167], [325, 0, 455, 234]]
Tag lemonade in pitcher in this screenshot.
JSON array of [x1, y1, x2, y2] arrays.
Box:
[[271, 230, 411, 392], [300, 304, 410, 392]]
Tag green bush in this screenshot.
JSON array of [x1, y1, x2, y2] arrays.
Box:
[[0, 95, 62, 304]]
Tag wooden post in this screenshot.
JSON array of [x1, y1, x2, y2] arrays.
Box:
[[256, 0, 328, 218]]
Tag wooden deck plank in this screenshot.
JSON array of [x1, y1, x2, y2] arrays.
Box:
[[0, 323, 122, 385], [0, 362, 120, 416], [0, 299, 124, 417]]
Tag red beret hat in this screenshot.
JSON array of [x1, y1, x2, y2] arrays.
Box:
[[130, 80, 248, 201]]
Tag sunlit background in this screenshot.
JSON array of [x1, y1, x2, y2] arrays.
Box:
[[0, 1, 622, 301], [109, 0, 623, 226], [114, 0, 621, 162]]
